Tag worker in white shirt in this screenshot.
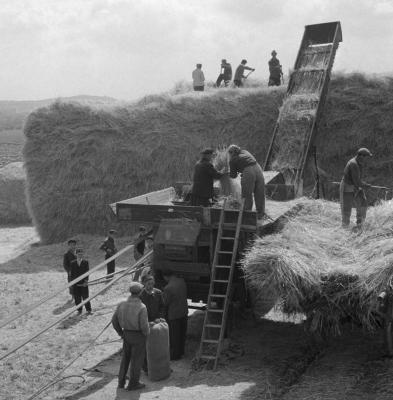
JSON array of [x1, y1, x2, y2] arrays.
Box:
[[192, 63, 205, 91]]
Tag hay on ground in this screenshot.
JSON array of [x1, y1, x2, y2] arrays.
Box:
[[242, 198, 393, 335], [0, 162, 31, 225]]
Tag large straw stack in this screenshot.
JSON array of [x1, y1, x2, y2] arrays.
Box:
[[24, 88, 283, 243], [0, 162, 31, 225], [242, 199, 393, 335]]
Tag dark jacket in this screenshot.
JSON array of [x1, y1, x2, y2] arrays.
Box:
[[163, 276, 188, 320], [223, 63, 232, 80], [63, 250, 76, 274], [268, 57, 282, 78], [140, 288, 165, 321], [70, 259, 89, 286], [342, 157, 368, 190], [100, 237, 117, 256], [229, 150, 257, 178], [192, 159, 223, 199], [234, 64, 252, 81]]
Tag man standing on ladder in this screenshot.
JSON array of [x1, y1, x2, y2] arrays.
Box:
[[227, 145, 265, 219], [234, 59, 255, 87], [340, 148, 373, 229]]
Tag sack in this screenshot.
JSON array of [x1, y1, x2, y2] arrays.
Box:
[[147, 321, 171, 381]]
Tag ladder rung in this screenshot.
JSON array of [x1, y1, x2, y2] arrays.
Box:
[[212, 279, 229, 283], [209, 294, 226, 298], [205, 324, 222, 328], [199, 355, 217, 360], [218, 251, 233, 254], [202, 339, 219, 344], [207, 309, 224, 313], [221, 237, 234, 240], [215, 265, 231, 269]]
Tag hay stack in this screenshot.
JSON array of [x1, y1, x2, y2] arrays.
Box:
[[242, 199, 393, 335], [0, 162, 31, 225], [24, 88, 283, 243]]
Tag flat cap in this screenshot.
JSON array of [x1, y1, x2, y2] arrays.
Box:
[[201, 148, 215, 155], [357, 148, 373, 156], [109, 229, 117, 234], [129, 282, 144, 294]]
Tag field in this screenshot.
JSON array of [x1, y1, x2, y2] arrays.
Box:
[[1, 227, 393, 400], [0, 129, 24, 168]]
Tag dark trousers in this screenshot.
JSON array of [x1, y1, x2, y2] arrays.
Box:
[[234, 79, 242, 87], [190, 194, 210, 207], [268, 76, 281, 86], [118, 331, 146, 387], [216, 74, 230, 87], [105, 254, 115, 278], [67, 272, 73, 297], [193, 86, 204, 91], [73, 285, 91, 312], [168, 316, 187, 360]]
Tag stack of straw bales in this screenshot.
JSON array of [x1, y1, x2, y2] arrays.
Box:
[[242, 199, 393, 336], [24, 88, 283, 243], [0, 162, 31, 225]]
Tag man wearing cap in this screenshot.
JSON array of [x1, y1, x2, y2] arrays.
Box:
[[340, 148, 373, 228], [112, 282, 150, 391], [162, 270, 188, 360], [192, 63, 205, 91], [234, 59, 255, 87], [70, 248, 92, 315], [100, 229, 117, 280], [268, 50, 283, 86], [228, 144, 265, 218], [216, 59, 233, 88], [63, 239, 77, 301], [191, 148, 224, 207]]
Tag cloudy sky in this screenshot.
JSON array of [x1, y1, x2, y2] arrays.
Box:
[[1, 0, 392, 101]]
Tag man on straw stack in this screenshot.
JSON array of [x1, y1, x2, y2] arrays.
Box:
[[112, 282, 150, 391], [227, 144, 265, 219], [191, 148, 225, 207], [340, 147, 373, 229], [234, 59, 255, 87], [268, 50, 283, 86], [216, 59, 232, 88], [192, 63, 205, 91]]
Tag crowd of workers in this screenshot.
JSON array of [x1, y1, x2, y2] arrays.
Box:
[[63, 228, 188, 391], [192, 51, 283, 91]]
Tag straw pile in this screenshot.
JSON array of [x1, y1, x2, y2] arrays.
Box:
[[24, 88, 283, 243], [0, 162, 31, 225], [242, 198, 393, 335]]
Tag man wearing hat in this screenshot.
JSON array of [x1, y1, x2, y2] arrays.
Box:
[[340, 148, 373, 228], [228, 144, 265, 218], [234, 59, 255, 87], [192, 63, 205, 91], [100, 229, 117, 280], [216, 59, 233, 88], [112, 282, 150, 391], [191, 148, 224, 207], [268, 50, 283, 86]]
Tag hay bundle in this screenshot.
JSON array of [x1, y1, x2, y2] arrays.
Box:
[[242, 199, 393, 335], [24, 88, 284, 243], [213, 147, 242, 200], [0, 162, 31, 225]]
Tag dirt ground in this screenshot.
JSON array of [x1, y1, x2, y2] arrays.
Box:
[[2, 226, 393, 400]]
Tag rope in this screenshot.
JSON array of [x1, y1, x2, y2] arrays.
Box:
[[27, 321, 112, 400], [0, 250, 152, 362], [0, 244, 134, 330]]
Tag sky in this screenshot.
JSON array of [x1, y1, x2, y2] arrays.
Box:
[[1, 0, 392, 101]]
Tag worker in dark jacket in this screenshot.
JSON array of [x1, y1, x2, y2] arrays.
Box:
[[162, 270, 188, 360], [63, 239, 76, 301], [140, 274, 165, 373], [112, 282, 150, 391], [100, 229, 117, 280], [216, 59, 232, 87], [70, 248, 92, 315], [234, 59, 255, 87], [340, 148, 372, 228], [191, 148, 224, 207], [268, 50, 283, 86], [228, 144, 265, 218]]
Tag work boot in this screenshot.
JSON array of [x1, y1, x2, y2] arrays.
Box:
[[126, 382, 146, 391]]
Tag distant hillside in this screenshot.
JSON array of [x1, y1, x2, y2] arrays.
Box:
[[0, 95, 118, 131]]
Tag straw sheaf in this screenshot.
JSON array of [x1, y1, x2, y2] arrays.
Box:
[[242, 199, 393, 335]]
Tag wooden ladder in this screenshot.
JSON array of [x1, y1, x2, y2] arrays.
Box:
[[197, 198, 245, 369]]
